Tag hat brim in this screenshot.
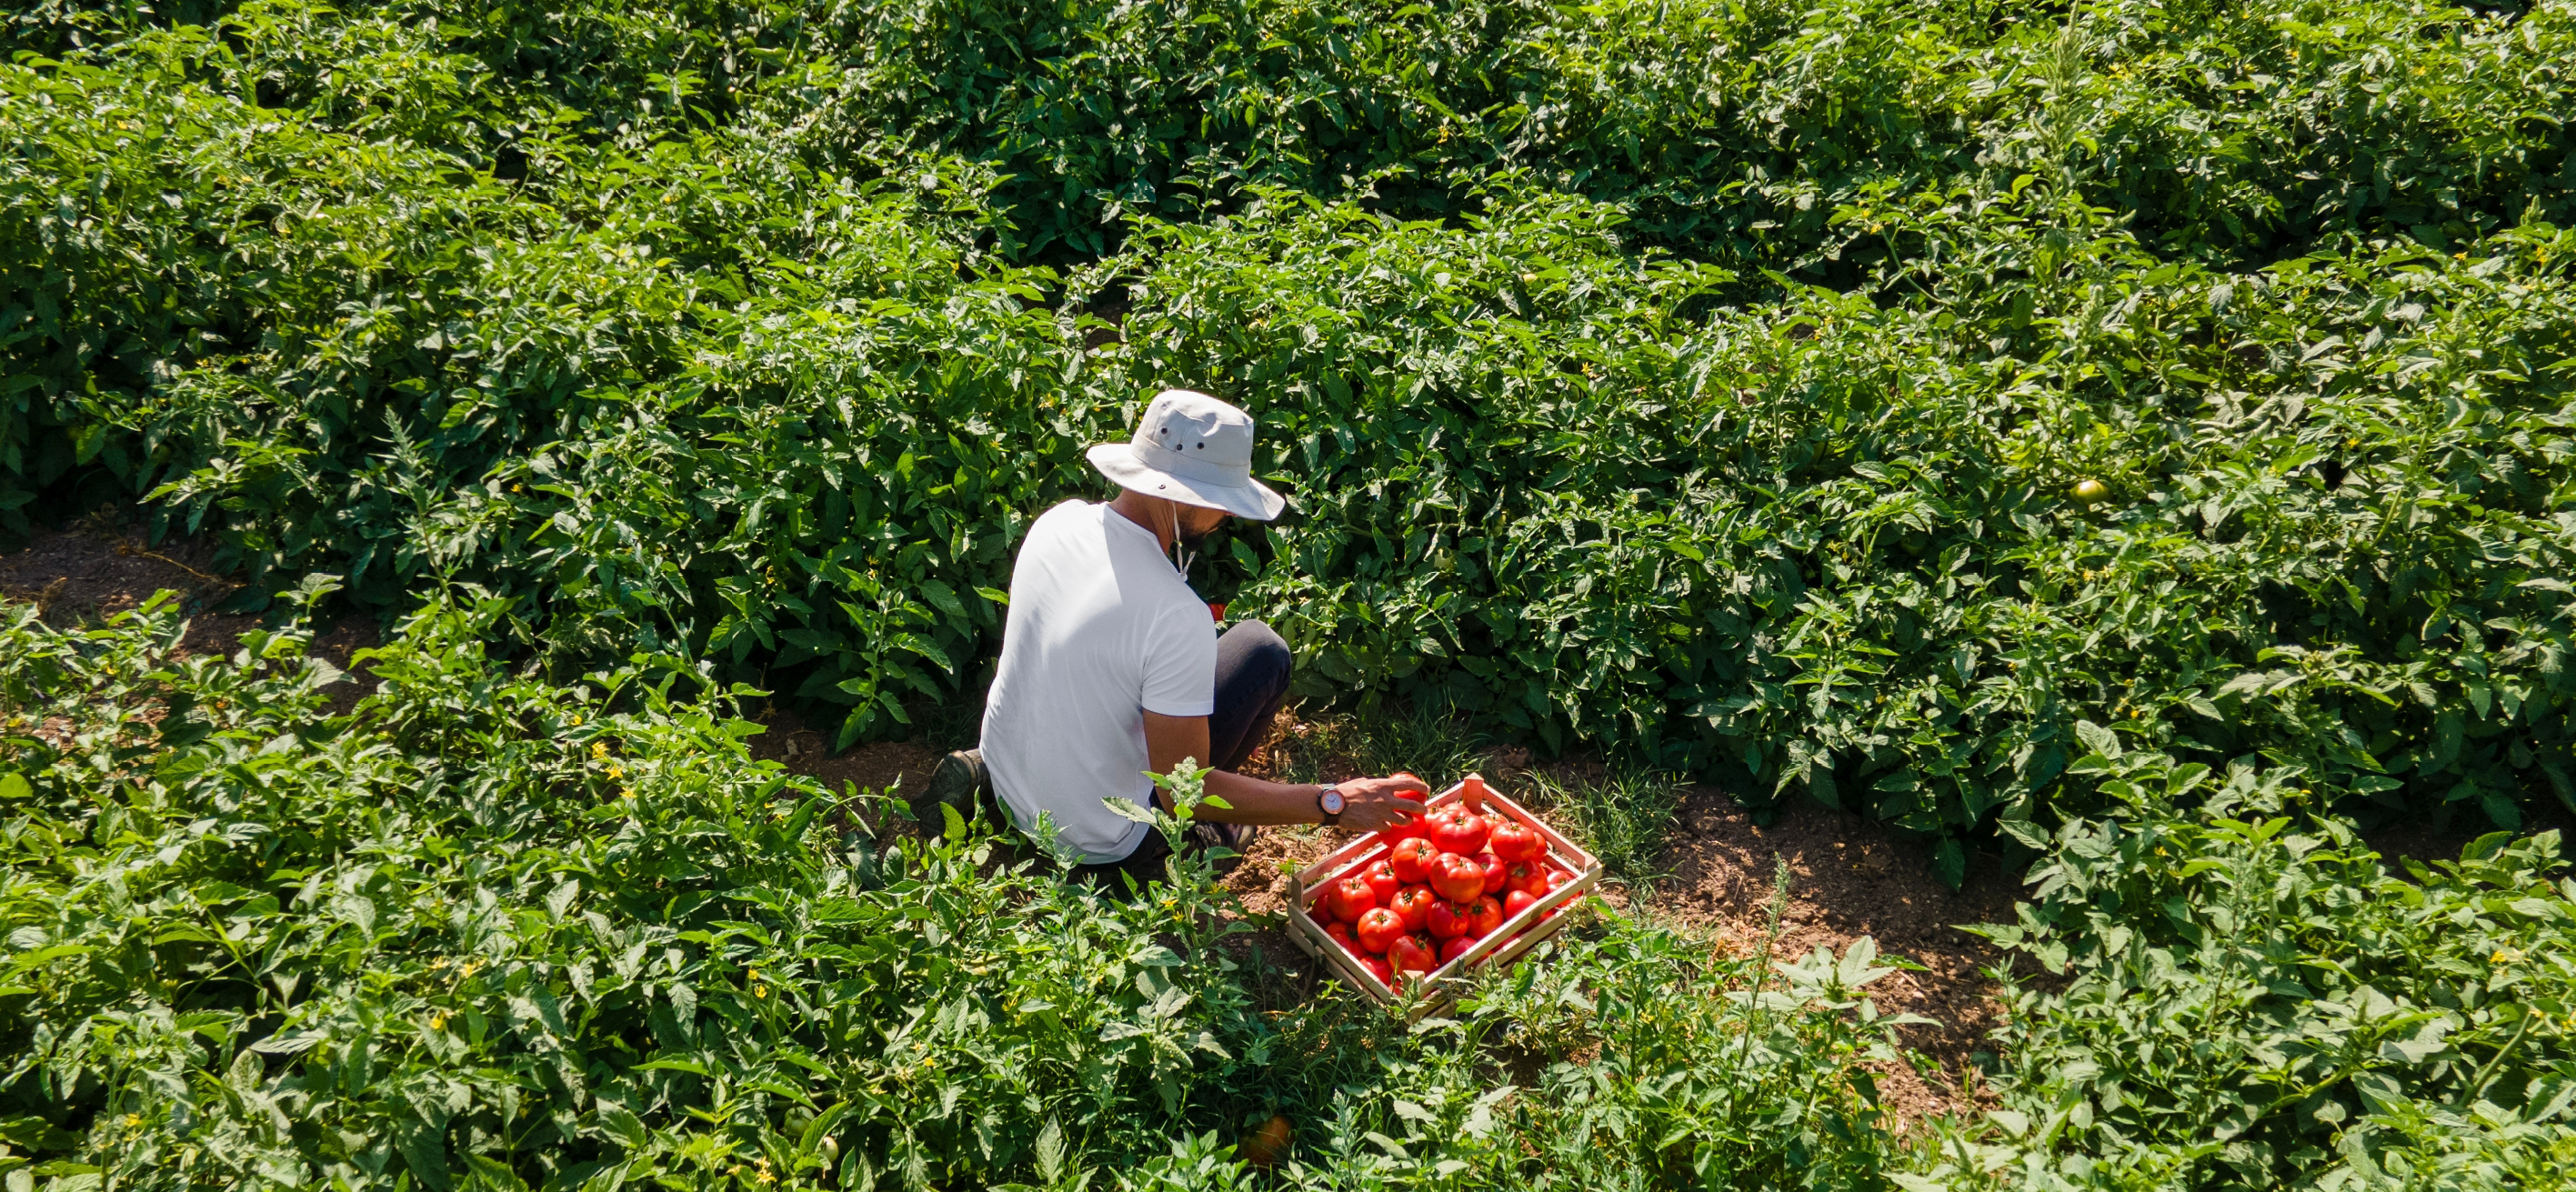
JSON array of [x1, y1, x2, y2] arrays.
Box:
[[1088, 443, 1287, 521]]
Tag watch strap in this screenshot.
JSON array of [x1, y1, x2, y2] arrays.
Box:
[[1316, 783, 1343, 826]]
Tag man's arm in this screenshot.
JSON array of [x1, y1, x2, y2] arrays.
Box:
[[1142, 711, 1425, 831]]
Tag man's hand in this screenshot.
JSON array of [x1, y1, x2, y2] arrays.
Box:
[[1332, 774, 1431, 832]]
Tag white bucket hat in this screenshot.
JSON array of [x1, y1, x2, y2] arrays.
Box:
[[1087, 389, 1288, 521]]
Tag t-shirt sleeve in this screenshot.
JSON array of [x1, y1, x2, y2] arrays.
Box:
[[1139, 604, 1218, 718]]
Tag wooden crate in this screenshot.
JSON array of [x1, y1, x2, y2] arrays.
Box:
[[1284, 774, 1601, 1017]]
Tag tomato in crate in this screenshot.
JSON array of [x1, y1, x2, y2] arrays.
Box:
[[1322, 876, 1376, 924], [1388, 836, 1438, 882], [1288, 774, 1603, 1015], [1488, 818, 1542, 861], [1388, 934, 1437, 976], [1389, 885, 1436, 931], [1360, 859, 1401, 903], [1355, 908, 1406, 954]]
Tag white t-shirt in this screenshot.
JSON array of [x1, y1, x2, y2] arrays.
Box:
[[980, 500, 1218, 862]]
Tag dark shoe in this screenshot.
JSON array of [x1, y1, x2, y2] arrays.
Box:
[[914, 748, 987, 837], [1190, 820, 1258, 877]]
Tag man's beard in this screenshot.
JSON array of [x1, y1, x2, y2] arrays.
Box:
[[1178, 524, 1218, 550]]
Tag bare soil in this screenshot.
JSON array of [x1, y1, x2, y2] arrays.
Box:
[[0, 526, 256, 656]]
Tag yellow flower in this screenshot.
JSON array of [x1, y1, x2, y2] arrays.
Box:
[[2493, 948, 2523, 965], [620, 787, 636, 799], [755, 985, 768, 998]]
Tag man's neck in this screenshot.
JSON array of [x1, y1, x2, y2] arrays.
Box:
[[1107, 491, 1177, 553]]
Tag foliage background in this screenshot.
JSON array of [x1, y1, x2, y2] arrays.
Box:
[[5, 0, 2576, 1184], [4, 0, 2572, 862], [2, 597, 1920, 1189]]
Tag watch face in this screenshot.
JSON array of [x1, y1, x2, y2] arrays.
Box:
[[1320, 788, 1346, 815]]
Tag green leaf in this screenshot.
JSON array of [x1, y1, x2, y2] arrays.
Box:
[[2073, 720, 2120, 760]]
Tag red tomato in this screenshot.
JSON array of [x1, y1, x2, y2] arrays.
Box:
[[1360, 955, 1394, 987], [1428, 811, 1490, 856], [1474, 850, 1507, 896], [1389, 885, 1438, 932], [1324, 920, 1357, 951], [1539, 870, 1581, 920], [1428, 852, 1486, 903], [1380, 791, 1428, 838], [1388, 836, 1440, 883], [1439, 936, 1476, 965], [1324, 876, 1377, 924], [1424, 900, 1468, 939], [1466, 895, 1504, 937], [1504, 860, 1549, 898], [1388, 934, 1437, 976], [1503, 888, 1538, 919], [1355, 907, 1407, 954], [1243, 1114, 1291, 1167], [1361, 859, 1401, 904], [1488, 819, 1544, 862]]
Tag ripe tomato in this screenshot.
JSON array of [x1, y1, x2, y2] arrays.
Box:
[[1538, 869, 1580, 920], [1504, 860, 1549, 897], [1323, 920, 1358, 951], [1388, 836, 1440, 883], [1361, 859, 1401, 904], [1355, 907, 1407, 954], [1324, 876, 1377, 924], [1242, 1114, 1292, 1167], [1438, 936, 1476, 965], [1488, 818, 1543, 862], [1387, 934, 1437, 976], [1466, 895, 1504, 937], [1428, 852, 1486, 903], [1502, 888, 1538, 919], [1359, 954, 1394, 987], [1428, 810, 1490, 856], [1424, 900, 1468, 940], [1389, 885, 1437, 932], [1474, 850, 1507, 896]]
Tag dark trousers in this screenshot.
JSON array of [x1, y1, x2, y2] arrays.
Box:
[[1068, 618, 1291, 895]]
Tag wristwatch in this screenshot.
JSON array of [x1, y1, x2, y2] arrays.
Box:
[[1316, 782, 1346, 826]]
